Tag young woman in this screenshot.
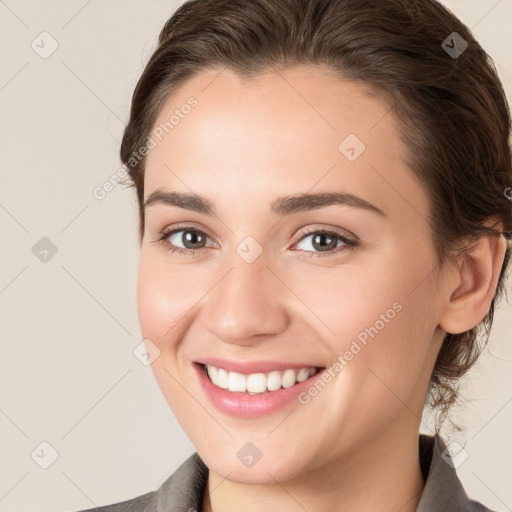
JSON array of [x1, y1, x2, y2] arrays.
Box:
[[78, 0, 511, 510]]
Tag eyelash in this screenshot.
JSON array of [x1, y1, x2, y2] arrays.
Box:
[[155, 225, 358, 259]]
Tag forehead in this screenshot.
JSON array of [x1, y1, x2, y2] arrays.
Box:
[[143, 65, 428, 221]]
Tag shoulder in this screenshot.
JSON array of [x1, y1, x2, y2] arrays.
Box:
[[418, 434, 498, 512], [72, 490, 157, 512]]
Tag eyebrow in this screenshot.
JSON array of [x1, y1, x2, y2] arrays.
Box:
[[143, 190, 386, 217]]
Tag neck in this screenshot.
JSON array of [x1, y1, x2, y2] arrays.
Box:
[[202, 420, 426, 512]]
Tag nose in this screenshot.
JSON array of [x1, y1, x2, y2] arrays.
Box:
[[203, 252, 290, 345]]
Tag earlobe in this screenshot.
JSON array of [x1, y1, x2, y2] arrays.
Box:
[[439, 232, 508, 335]]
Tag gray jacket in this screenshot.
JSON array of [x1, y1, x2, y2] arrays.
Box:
[[75, 434, 495, 511]]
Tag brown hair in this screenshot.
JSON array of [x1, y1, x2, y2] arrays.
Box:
[[120, 0, 512, 433]]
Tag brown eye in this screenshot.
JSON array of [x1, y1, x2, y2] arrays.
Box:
[[294, 229, 354, 255], [155, 225, 217, 256], [310, 232, 339, 252], [175, 230, 207, 249]]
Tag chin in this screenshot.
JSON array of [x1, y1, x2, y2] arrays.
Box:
[[200, 444, 310, 484]]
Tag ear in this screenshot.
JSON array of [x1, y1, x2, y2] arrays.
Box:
[[439, 221, 508, 335]]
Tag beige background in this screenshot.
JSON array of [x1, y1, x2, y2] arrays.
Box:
[[0, 1, 511, 511]]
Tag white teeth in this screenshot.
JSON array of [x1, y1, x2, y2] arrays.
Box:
[[267, 371, 282, 391], [228, 372, 247, 392], [216, 367, 229, 389], [205, 364, 318, 394], [281, 369, 296, 388], [296, 368, 310, 382], [247, 373, 267, 393]]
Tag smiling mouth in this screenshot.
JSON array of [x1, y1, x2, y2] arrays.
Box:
[[201, 363, 325, 395]]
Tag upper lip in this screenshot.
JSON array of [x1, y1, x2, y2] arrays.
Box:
[[195, 357, 325, 375]]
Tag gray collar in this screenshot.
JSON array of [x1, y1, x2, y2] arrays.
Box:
[[415, 434, 491, 511], [155, 434, 493, 512]]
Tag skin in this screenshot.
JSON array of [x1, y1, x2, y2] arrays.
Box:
[[137, 64, 506, 512]]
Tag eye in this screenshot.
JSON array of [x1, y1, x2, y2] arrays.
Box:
[[155, 225, 357, 258], [291, 229, 357, 258], [156, 226, 216, 256]]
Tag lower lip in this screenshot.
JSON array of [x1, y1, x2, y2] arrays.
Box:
[[193, 362, 325, 418]]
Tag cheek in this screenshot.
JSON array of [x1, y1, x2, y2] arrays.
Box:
[[136, 254, 200, 413], [283, 262, 405, 348], [296, 254, 437, 400], [336, 277, 438, 417], [136, 252, 207, 343]]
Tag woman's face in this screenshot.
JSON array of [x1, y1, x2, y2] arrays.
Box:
[[138, 65, 449, 482]]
